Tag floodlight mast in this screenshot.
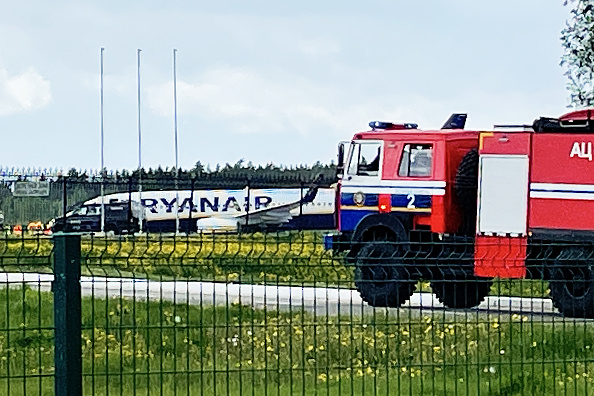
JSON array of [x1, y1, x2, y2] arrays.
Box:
[[137, 48, 143, 233], [100, 47, 105, 233], [173, 49, 180, 234]]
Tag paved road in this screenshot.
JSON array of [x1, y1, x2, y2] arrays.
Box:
[[0, 272, 564, 320]]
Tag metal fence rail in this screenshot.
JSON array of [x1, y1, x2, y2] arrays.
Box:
[[2, 232, 594, 395]]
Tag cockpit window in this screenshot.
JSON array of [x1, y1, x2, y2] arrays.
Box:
[[398, 144, 433, 177], [347, 142, 382, 177]]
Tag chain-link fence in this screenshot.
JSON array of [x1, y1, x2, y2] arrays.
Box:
[[2, 232, 594, 395]]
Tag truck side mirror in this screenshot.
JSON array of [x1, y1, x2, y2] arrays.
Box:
[[337, 141, 348, 178]]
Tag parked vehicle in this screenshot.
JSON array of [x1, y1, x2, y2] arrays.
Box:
[[49, 201, 142, 234], [325, 110, 594, 318]]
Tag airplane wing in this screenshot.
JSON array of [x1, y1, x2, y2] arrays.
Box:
[[237, 182, 320, 226], [195, 175, 324, 231]]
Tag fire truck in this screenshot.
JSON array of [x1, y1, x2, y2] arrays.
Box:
[[326, 110, 594, 318]]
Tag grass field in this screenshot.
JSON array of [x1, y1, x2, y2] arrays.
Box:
[[1, 286, 593, 395], [0, 233, 552, 300]]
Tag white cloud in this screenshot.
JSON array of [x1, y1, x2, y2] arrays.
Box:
[[144, 66, 474, 142], [146, 67, 347, 137], [0, 67, 51, 116], [144, 63, 570, 159]]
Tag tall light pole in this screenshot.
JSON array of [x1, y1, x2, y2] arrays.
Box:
[[173, 49, 180, 234], [137, 49, 143, 232], [100, 47, 105, 233]]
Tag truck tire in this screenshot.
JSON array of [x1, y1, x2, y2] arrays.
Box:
[[454, 148, 479, 216], [430, 279, 492, 309], [354, 242, 416, 308], [430, 244, 491, 309], [105, 223, 119, 235], [549, 248, 594, 318]]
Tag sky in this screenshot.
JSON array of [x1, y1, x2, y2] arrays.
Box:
[[0, 1, 572, 172]]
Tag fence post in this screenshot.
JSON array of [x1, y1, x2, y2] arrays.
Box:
[[53, 234, 82, 396], [62, 177, 68, 218], [245, 177, 251, 227], [128, 176, 133, 226], [188, 177, 195, 233], [299, 179, 305, 216]]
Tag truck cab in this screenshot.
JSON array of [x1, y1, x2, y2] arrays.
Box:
[[327, 115, 488, 310], [331, 115, 481, 256], [338, 121, 479, 240]]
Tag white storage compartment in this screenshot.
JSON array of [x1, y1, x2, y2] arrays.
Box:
[[477, 155, 529, 235]]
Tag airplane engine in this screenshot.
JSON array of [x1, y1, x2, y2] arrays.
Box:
[[196, 217, 240, 232]]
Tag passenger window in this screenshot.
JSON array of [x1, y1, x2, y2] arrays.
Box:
[[347, 142, 381, 176], [398, 144, 433, 177]]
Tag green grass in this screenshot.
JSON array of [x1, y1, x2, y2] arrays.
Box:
[[0, 233, 554, 299], [6, 372, 594, 396], [1, 286, 594, 395]]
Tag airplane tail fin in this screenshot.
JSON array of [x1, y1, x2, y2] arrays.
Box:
[[302, 174, 323, 203], [441, 113, 467, 129]]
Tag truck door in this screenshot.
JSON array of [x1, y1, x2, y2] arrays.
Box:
[[345, 140, 383, 183], [339, 140, 383, 231]]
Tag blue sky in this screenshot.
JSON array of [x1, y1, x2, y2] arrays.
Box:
[[0, 1, 571, 171]]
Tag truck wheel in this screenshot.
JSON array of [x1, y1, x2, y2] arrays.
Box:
[[549, 248, 594, 318], [430, 279, 492, 309], [354, 242, 416, 308]]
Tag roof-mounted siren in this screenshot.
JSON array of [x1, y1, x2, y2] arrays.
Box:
[[441, 113, 467, 129], [368, 121, 418, 131]]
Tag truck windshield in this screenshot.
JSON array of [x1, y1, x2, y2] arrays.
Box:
[[347, 142, 381, 177], [86, 206, 101, 215], [72, 206, 101, 216]]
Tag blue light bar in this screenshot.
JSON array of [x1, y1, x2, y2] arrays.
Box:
[[369, 121, 391, 129], [368, 121, 418, 130]]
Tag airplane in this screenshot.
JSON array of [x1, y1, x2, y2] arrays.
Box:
[[81, 185, 336, 233]]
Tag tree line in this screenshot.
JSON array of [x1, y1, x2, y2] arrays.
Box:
[[58, 160, 337, 188]]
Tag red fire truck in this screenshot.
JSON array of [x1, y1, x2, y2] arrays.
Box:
[[326, 110, 594, 318]]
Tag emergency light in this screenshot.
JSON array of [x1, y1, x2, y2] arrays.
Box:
[[369, 121, 418, 130], [378, 194, 391, 213]]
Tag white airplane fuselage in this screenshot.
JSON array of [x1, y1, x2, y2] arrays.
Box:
[[84, 188, 336, 232]]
